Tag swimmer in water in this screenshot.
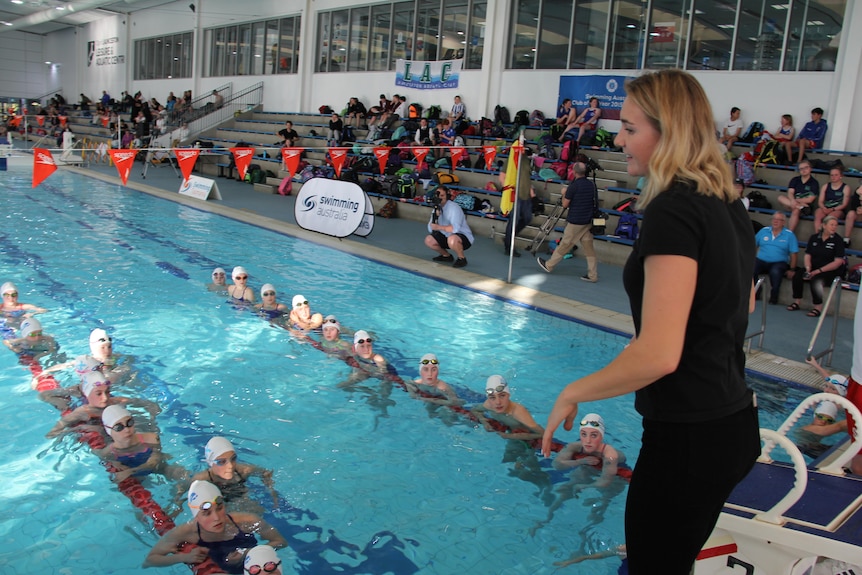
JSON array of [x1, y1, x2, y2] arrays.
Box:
[[144, 480, 287, 573], [472, 375, 543, 440], [4, 317, 57, 361], [32, 328, 127, 390], [288, 294, 323, 331], [317, 315, 352, 357], [188, 437, 280, 512], [95, 404, 188, 483], [405, 353, 463, 407], [227, 266, 255, 304], [793, 400, 847, 458], [338, 330, 389, 385], [207, 267, 229, 293], [254, 284, 288, 322], [243, 545, 286, 575], [1, 282, 48, 331]]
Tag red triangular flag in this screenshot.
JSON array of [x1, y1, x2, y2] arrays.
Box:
[[59, 116, 67, 127], [329, 147, 349, 178], [101, 116, 110, 128], [483, 145, 498, 170], [230, 147, 255, 181], [450, 146, 466, 166], [413, 147, 429, 166], [32, 148, 57, 188], [36, 116, 45, 127], [174, 148, 200, 182], [373, 147, 390, 175], [281, 147, 304, 177], [108, 149, 139, 184]]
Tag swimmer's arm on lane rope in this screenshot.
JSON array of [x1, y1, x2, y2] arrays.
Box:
[[501, 404, 544, 440], [30, 359, 75, 388], [45, 406, 91, 438], [143, 523, 209, 568], [542, 255, 697, 457], [551, 443, 585, 470]]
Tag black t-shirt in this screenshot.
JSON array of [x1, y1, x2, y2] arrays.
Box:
[[278, 128, 299, 141], [806, 232, 845, 270], [564, 177, 596, 225], [788, 175, 819, 199], [622, 183, 754, 422]]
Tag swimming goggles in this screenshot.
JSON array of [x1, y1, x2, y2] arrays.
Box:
[[245, 560, 281, 575], [234, 275, 248, 280], [323, 318, 339, 324], [420, 359, 439, 365], [197, 495, 225, 513], [3, 292, 18, 297], [294, 300, 309, 307], [486, 385, 507, 395], [213, 454, 238, 467], [27, 331, 43, 337], [110, 417, 135, 432], [356, 338, 372, 344], [815, 413, 836, 424], [212, 272, 225, 276], [262, 291, 276, 297], [97, 336, 112, 343], [580, 418, 602, 428]]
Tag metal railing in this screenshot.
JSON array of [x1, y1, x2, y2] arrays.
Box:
[[745, 275, 768, 352], [188, 82, 263, 140], [166, 82, 232, 127], [806, 276, 843, 366]]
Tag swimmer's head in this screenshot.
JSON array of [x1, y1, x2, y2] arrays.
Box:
[[261, 284, 276, 298], [102, 404, 132, 434], [579, 413, 606, 438], [19, 317, 42, 338], [187, 480, 224, 517], [74, 355, 104, 376], [204, 436, 236, 467], [82, 370, 111, 397], [244, 545, 281, 575], [419, 353, 439, 368], [292, 294, 308, 309], [814, 401, 838, 422], [89, 328, 112, 357], [212, 267, 226, 277], [485, 375, 509, 397], [353, 330, 372, 345], [828, 374, 848, 397], [232, 266, 248, 281], [322, 315, 341, 338], [1, 281, 18, 296]]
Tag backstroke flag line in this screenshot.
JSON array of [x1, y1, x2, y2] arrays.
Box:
[[32, 148, 57, 188]]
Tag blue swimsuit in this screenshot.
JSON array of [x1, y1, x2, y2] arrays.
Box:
[[196, 515, 258, 574]]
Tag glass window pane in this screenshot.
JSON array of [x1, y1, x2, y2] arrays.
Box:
[[169, 34, 180, 78], [441, 0, 468, 61], [134, 40, 142, 80], [537, 0, 573, 69], [608, 0, 645, 69], [370, 4, 391, 71], [328, 10, 348, 71], [293, 16, 301, 74], [266, 20, 280, 74], [416, 0, 440, 61], [251, 22, 265, 75], [348, 7, 370, 71], [466, 1, 486, 69], [182, 32, 192, 78], [510, 0, 539, 69], [237, 24, 251, 75], [687, 0, 734, 70], [732, 0, 785, 70], [213, 28, 226, 76], [786, 0, 844, 71], [392, 2, 415, 68], [226, 26, 238, 75], [645, 0, 689, 69], [572, 0, 609, 69]]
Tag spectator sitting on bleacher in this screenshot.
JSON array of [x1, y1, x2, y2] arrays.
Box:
[[813, 165, 850, 237], [450, 96, 466, 123], [843, 184, 862, 244], [276, 121, 299, 147], [788, 107, 828, 165], [777, 160, 820, 232], [765, 114, 795, 145], [366, 94, 390, 130], [556, 99, 575, 127], [166, 92, 177, 112], [787, 215, 845, 317], [327, 113, 343, 146], [381, 95, 407, 131], [346, 97, 367, 129], [414, 118, 437, 146], [565, 97, 602, 144], [438, 119, 455, 146], [79, 94, 92, 112], [718, 107, 743, 149], [753, 212, 798, 305], [171, 122, 189, 144]]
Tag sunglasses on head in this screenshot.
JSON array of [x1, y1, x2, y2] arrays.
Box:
[[420, 359, 439, 365], [263, 291, 276, 297], [246, 560, 281, 575], [3, 292, 18, 297], [198, 495, 225, 513], [214, 454, 238, 466], [234, 275, 248, 280], [486, 385, 507, 396], [580, 419, 602, 428], [356, 338, 372, 344], [110, 417, 135, 432]]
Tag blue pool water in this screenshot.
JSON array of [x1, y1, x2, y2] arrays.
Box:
[[0, 168, 817, 574]]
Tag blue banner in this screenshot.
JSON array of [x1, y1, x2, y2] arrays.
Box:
[[395, 59, 461, 90], [557, 75, 630, 121]]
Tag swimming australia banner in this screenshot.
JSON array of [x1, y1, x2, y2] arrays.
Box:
[[395, 59, 461, 90], [557, 75, 631, 121], [294, 179, 368, 238]]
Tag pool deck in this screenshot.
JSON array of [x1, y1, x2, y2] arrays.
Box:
[[14, 151, 855, 391]]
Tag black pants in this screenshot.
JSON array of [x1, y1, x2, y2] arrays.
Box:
[[625, 403, 760, 575], [503, 198, 533, 250], [791, 269, 840, 305]]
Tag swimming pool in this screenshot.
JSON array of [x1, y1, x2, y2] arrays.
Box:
[[0, 167, 818, 574]]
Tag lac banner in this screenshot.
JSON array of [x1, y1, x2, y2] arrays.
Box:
[[294, 179, 367, 238], [395, 59, 461, 90], [557, 75, 630, 121]]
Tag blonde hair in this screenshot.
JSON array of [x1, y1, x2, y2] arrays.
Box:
[[625, 70, 734, 209]]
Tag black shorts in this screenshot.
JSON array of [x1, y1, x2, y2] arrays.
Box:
[[432, 230, 471, 251]]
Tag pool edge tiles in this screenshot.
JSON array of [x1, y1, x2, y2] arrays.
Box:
[[65, 165, 825, 391]]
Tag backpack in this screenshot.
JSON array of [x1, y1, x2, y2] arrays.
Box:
[[479, 117, 494, 138], [615, 213, 639, 240], [593, 128, 613, 148], [391, 125, 408, 141], [319, 105, 333, 115], [377, 199, 398, 218], [513, 109, 529, 126], [453, 193, 477, 211], [426, 105, 441, 120], [360, 178, 382, 194], [747, 190, 772, 209], [736, 155, 755, 186], [250, 167, 266, 184], [391, 175, 415, 199], [755, 140, 783, 165], [494, 105, 511, 125], [539, 135, 557, 160], [613, 197, 637, 213], [339, 168, 360, 184], [560, 139, 577, 163], [529, 110, 546, 126], [550, 123, 565, 140], [740, 121, 765, 144], [342, 125, 355, 142], [409, 103, 422, 119], [433, 172, 459, 185], [278, 177, 292, 196]]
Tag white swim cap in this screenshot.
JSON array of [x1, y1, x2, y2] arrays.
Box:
[[188, 480, 223, 517], [231, 266, 248, 279], [419, 353, 439, 367], [485, 375, 509, 395], [579, 413, 606, 437], [828, 375, 848, 397], [815, 401, 838, 419], [244, 545, 281, 573], [292, 294, 307, 308], [19, 317, 42, 338], [89, 328, 111, 356], [212, 267, 226, 277], [101, 404, 131, 433], [353, 330, 371, 344], [205, 436, 235, 466], [81, 370, 111, 398], [74, 355, 104, 376], [261, 284, 276, 297], [1, 281, 17, 295], [322, 315, 340, 332]]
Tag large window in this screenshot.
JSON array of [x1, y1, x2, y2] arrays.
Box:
[[505, 0, 844, 71], [204, 15, 301, 77], [134, 32, 193, 80]]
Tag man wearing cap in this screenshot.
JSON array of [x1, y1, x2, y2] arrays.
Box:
[[144, 480, 287, 572], [317, 315, 351, 357], [753, 211, 798, 305], [405, 353, 462, 407]]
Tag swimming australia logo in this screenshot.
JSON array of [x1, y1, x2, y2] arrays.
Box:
[[302, 195, 317, 212], [606, 78, 619, 93], [35, 152, 56, 166]]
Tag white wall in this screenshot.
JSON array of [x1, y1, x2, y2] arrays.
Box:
[[0, 31, 46, 100]]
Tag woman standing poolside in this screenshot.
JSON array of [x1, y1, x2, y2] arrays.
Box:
[[542, 69, 760, 575]]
